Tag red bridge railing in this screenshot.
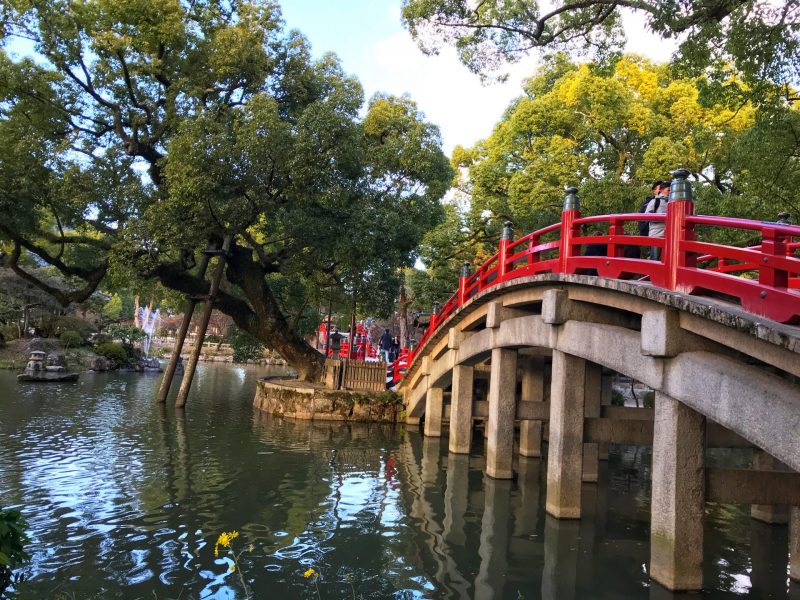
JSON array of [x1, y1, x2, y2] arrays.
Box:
[[407, 170, 800, 371]]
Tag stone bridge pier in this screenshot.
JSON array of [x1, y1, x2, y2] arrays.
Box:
[[401, 280, 800, 592]]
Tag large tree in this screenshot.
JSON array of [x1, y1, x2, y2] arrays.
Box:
[[0, 0, 452, 381], [401, 0, 800, 93]]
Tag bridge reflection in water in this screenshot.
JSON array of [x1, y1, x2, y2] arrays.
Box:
[[396, 431, 796, 600]]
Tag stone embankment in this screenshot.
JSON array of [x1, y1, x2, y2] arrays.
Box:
[[254, 379, 402, 423]]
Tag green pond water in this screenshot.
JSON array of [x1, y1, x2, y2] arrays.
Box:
[[0, 364, 794, 599]]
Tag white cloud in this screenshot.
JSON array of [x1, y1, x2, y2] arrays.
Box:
[[359, 31, 539, 153], [357, 6, 680, 154], [621, 9, 680, 62]]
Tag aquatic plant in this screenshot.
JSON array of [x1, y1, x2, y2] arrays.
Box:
[[304, 567, 321, 599], [0, 507, 30, 598], [214, 530, 252, 599]]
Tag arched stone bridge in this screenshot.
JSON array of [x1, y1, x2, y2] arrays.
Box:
[[398, 171, 800, 592]]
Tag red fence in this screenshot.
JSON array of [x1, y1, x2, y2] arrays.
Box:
[[408, 172, 800, 374]]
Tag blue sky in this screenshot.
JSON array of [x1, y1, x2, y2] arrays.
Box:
[[281, 1, 400, 64], [279, 1, 675, 154]]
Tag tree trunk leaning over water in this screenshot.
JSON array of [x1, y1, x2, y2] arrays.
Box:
[[153, 242, 326, 383]]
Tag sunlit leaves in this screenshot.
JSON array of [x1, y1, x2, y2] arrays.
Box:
[[402, 0, 800, 93]]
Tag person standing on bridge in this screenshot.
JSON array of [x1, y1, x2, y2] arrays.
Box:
[[379, 328, 393, 363], [390, 335, 400, 362], [329, 327, 342, 359], [637, 181, 662, 258], [645, 180, 670, 261]]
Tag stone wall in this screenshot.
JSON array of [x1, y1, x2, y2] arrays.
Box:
[[254, 379, 402, 423]]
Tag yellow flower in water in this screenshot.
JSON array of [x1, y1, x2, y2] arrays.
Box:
[[214, 530, 240, 558], [248, 544, 254, 552], [304, 568, 316, 579]]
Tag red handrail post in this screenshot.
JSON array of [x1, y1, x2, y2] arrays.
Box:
[[528, 235, 538, 268], [663, 168, 695, 292], [559, 187, 581, 273], [498, 221, 513, 281], [458, 261, 472, 305], [609, 217, 625, 258], [759, 227, 790, 288]]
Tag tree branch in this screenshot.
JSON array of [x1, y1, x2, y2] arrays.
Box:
[[7, 241, 106, 306]]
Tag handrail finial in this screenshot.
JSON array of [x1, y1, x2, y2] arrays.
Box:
[[563, 186, 580, 211], [669, 168, 693, 202], [460, 261, 472, 277], [501, 220, 514, 241]]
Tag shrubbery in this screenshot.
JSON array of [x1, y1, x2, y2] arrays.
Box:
[[108, 324, 146, 346], [0, 325, 18, 343], [59, 330, 83, 349], [230, 327, 264, 363], [39, 316, 97, 340], [95, 342, 128, 366]]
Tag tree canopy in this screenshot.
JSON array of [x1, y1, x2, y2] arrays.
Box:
[[0, 0, 453, 380], [409, 54, 800, 304], [401, 0, 800, 94]]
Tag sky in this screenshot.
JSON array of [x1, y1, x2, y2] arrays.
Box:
[[279, 0, 677, 154]]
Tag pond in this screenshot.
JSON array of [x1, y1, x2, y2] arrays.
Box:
[[0, 365, 792, 599]]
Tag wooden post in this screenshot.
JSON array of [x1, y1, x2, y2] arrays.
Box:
[[175, 235, 232, 408], [156, 247, 214, 403]]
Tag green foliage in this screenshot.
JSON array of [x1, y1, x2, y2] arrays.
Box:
[[0, 326, 17, 343], [59, 330, 83, 349], [38, 316, 97, 340], [373, 391, 403, 406], [102, 295, 124, 322], [347, 390, 403, 407], [401, 0, 800, 95], [108, 324, 146, 346], [95, 342, 128, 366], [0, 507, 30, 597], [406, 265, 460, 314], [0, 3, 452, 379], [230, 327, 265, 363]]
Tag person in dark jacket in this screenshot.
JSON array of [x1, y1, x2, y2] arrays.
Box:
[[379, 328, 393, 363], [329, 327, 342, 359]]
